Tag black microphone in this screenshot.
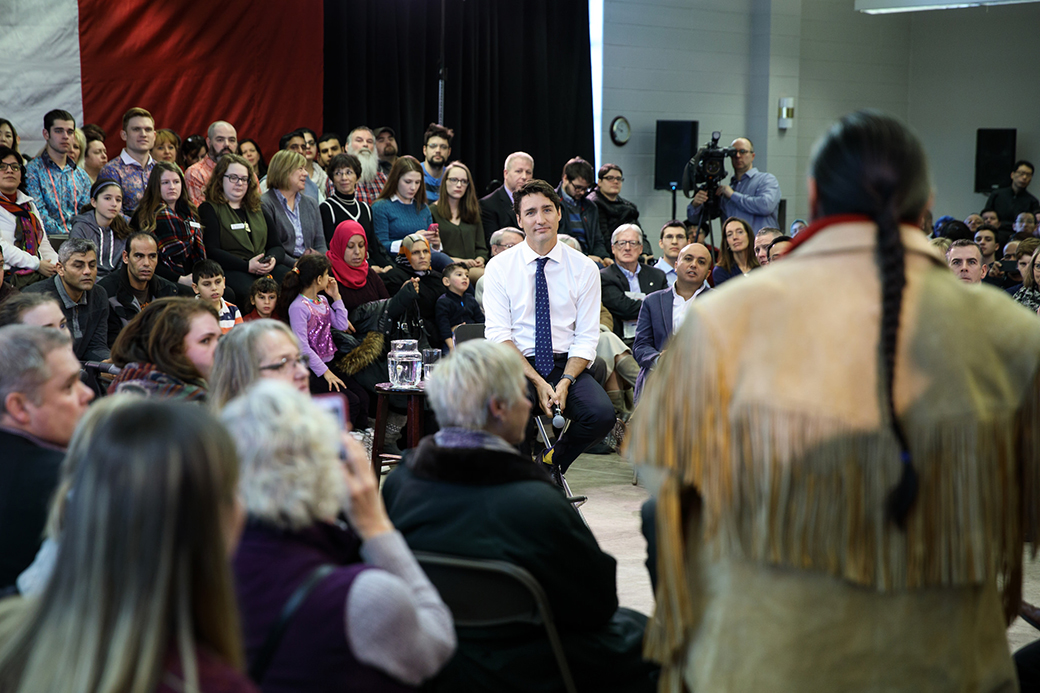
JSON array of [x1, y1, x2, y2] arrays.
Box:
[[552, 405, 565, 429], [83, 361, 121, 375]]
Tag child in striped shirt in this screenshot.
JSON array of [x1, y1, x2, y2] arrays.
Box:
[[192, 259, 242, 333]]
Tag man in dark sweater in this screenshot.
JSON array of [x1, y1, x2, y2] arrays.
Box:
[[435, 263, 483, 350], [984, 160, 1039, 239], [0, 325, 94, 589], [24, 237, 109, 361], [97, 231, 179, 346]]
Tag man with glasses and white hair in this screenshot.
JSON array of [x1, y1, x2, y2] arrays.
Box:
[[0, 325, 94, 589], [382, 339, 658, 691], [600, 224, 666, 347], [686, 136, 780, 233], [474, 227, 525, 307]]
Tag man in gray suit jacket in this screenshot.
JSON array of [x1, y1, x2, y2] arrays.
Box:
[[632, 243, 713, 399]]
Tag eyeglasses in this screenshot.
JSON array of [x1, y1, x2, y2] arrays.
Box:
[[333, 169, 357, 178], [258, 354, 308, 372], [0, 162, 19, 172], [224, 174, 249, 185], [731, 149, 752, 156], [446, 177, 469, 186], [601, 175, 624, 183], [613, 240, 641, 248], [494, 242, 518, 250]]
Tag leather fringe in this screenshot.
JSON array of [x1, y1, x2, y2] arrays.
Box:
[[626, 343, 1040, 673]]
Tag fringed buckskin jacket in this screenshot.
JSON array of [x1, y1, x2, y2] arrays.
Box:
[[628, 217, 1040, 693]]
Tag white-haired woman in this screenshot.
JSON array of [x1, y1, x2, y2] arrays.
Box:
[[220, 380, 454, 691], [0, 400, 254, 692], [381, 340, 657, 692]]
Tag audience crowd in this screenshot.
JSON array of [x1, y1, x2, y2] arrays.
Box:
[[1, 103, 1040, 692]]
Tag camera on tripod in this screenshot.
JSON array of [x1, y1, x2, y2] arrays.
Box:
[[681, 131, 737, 221]]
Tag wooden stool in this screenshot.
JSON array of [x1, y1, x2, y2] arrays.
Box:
[[371, 382, 426, 476]]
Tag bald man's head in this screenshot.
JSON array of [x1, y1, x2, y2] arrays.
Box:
[[675, 243, 713, 289]]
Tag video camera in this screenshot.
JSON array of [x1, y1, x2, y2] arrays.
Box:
[[681, 131, 737, 221]]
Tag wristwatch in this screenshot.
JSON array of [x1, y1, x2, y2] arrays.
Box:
[[560, 374, 576, 385]]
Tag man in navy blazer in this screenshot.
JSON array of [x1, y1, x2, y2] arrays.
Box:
[[632, 243, 713, 399]]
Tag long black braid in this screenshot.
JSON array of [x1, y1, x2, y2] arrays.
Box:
[[810, 111, 930, 530]]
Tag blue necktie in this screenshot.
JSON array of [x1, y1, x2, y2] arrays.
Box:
[[534, 256, 554, 377]]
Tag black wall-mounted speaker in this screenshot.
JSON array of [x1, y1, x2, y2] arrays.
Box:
[[975, 129, 1016, 194], [655, 120, 698, 191]]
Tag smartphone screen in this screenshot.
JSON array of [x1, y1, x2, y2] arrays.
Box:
[[313, 393, 350, 459]]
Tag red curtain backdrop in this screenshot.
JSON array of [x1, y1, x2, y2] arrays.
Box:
[[78, 0, 322, 163]]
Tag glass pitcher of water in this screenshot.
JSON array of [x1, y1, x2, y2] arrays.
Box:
[[388, 339, 422, 388]]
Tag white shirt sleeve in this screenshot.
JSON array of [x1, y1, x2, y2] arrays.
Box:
[[482, 254, 512, 345]]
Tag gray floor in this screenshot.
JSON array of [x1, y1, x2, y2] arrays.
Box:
[[566, 450, 1040, 655]]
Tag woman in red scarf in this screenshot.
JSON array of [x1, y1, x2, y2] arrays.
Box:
[[0, 146, 58, 288], [327, 220, 409, 310]]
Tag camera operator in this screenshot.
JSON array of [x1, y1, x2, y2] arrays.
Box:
[[687, 137, 780, 233]]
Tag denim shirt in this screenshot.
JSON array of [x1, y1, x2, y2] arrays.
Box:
[[686, 166, 780, 233]]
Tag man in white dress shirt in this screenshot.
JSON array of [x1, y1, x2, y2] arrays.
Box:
[[483, 180, 615, 475]]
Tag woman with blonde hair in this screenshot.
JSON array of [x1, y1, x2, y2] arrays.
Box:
[[0, 400, 255, 692], [222, 380, 454, 690], [261, 149, 327, 270], [209, 319, 310, 409]]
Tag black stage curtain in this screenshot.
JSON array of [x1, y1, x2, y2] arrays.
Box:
[[323, 0, 594, 194]]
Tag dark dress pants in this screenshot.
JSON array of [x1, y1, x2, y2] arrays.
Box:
[[524, 354, 615, 473]]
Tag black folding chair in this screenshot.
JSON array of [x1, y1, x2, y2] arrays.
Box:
[[413, 551, 578, 693], [451, 322, 485, 345]]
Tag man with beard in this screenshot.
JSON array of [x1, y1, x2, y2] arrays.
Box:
[[97, 231, 178, 346], [375, 127, 398, 176], [25, 237, 110, 361], [341, 126, 388, 207], [185, 120, 240, 206], [421, 123, 453, 202]]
